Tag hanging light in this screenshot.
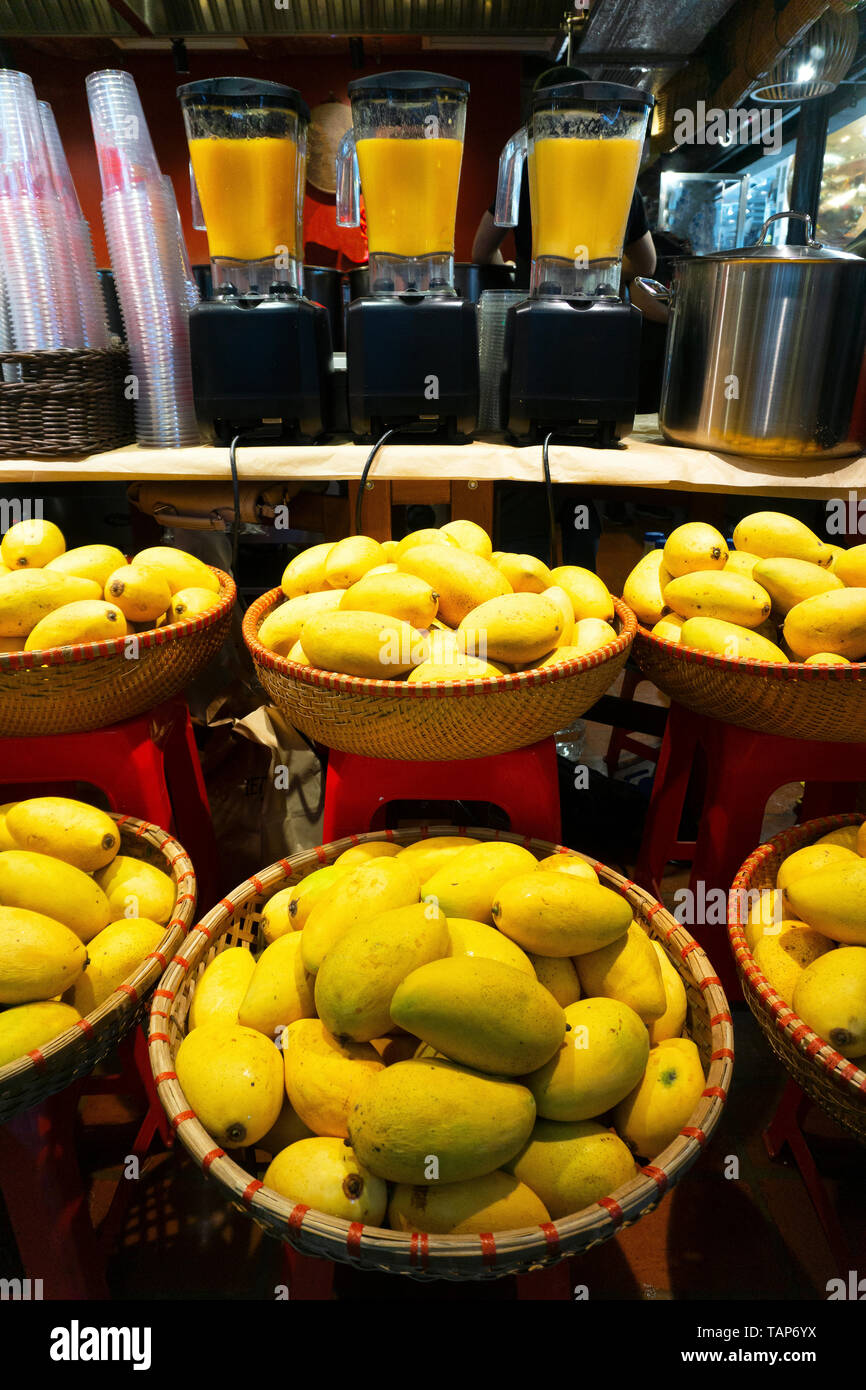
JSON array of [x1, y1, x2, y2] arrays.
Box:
[[751, 6, 859, 103]]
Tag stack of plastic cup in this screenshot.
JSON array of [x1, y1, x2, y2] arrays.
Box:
[[39, 101, 110, 350], [0, 70, 72, 350], [87, 69, 198, 447], [163, 175, 200, 314], [477, 290, 525, 431]]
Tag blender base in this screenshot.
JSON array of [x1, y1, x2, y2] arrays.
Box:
[[502, 296, 642, 447], [346, 295, 478, 443], [189, 297, 333, 445]]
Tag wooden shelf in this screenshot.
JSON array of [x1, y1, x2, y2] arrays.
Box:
[[1, 418, 864, 495]]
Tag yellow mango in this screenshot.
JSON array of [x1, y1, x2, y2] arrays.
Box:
[[0, 571, 103, 636], [339, 571, 438, 628], [623, 548, 672, 625], [284, 1017, 384, 1137], [175, 1021, 283, 1147], [24, 599, 128, 650], [189, 946, 256, 1030], [280, 542, 334, 598], [1, 517, 65, 569], [394, 528, 458, 559], [315, 902, 449, 1042], [390, 955, 565, 1075], [46, 543, 126, 588], [753, 557, 843, 617], [105, 564, 172, 623], [389, 1170, 549, 1234], [834, 544, 866, 588], [662, 522, 728, 578], [0, 906, 87, 1004], [506, 1118, 636, 1219], [458, 592, 562, 665], [663, 570, 771, 628], [527, 953, 581, 1007], [348, 1058, 536, 1184], [94, 855, 176, 925], [0, 850, 111, 944], [724, 549, 761, 579], [397, 544, 511, 627], [324, 535, 386, 588], [301, 857, 421, 973], [260, 868, 347, 941], [72, 917, 165, 1013], [542, 586, 575, 646], [6, 797, 120, 871], [784, 588, 866, 661], [0, 1000, 81, 1068], [652, 612, 685, 644], [494, 552, 553, 594], [648, 941, 688, 1044], [167, 587, 222, 622], [776, 843, 859, 916], [792, 948, 866, 1057], [257, 589, 346, 656], [535, 852, 598, 883], [396, 836, 480, 883], [614, 1037, 705, 1160], [334, 842, 402, 868], [549, 565, 613, 621], [732, 512, 831, 567], [679, 617, 788, 664], [438, 519, 492, 558], [491, 871, 631, 957], [446, 917, 536, 976], [421, 841, 538, 925], [408, 656, 507, 682], [264, 1136, 388, 1223], [753, 925, 833, 1006], [237, 933, 316, 1040], [786, 858, 866, 944], [526, 997, 649, 1121], [133, 546, 220, 594], [299, 609, 426, 679], [575, 921, 666, 1023]]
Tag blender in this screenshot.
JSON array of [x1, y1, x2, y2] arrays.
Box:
[[337, 70, 478, 442], [178, 77, 331, 443], [495, 79, 654, 444]]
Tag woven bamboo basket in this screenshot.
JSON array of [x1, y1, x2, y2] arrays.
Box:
[[0, 568, 236, 737], [0, 814, 196, 1123], [242, 594, 636, 761], [0, 345, 134, 458], [632, 620, 866, 742], [728, 813, 866, 1143], [149, 826, 733, 1281]]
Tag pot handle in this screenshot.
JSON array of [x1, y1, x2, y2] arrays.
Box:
[[632, 277, 671, 303], [753, 210, 822, 248]]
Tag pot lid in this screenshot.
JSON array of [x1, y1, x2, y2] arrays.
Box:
[[699, 211, 863, 264]]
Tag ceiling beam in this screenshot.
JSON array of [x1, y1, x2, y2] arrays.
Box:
[[105, 0, 153, 38]]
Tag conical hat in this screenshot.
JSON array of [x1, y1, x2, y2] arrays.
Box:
[[307, 100, 353, 195]]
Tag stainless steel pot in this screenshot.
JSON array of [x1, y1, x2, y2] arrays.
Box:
[[636, 212, 866, 460]]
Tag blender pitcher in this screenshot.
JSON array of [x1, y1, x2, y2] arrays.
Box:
[[337, 70, 469, 295], [495, 80, 653, 298], [178, 77, 309, 297]]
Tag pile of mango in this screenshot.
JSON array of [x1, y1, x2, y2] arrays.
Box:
[[257, 520, 619, 681], [0, 796, 177, 1066], [623, 510, 866, 664], [0, 519, 223, 655], [179, 836, 706, 1236], [745, 820, 866, 1059]]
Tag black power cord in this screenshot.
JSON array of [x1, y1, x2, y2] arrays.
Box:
[[541, 431, 561, 569], [354, 427, 397, 534], [228, 433, 247, 571]]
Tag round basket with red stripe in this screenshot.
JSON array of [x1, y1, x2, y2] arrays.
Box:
[[0, 567, 236, 738], [0, 813, 196, 1123], [242, 591, 636, 761], [148, 827, 733, 1280], [630, 619, 866, 742], [728, 813, 866, 1143]]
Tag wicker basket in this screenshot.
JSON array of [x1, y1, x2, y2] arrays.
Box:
[[0, 346, 135, 458], [0, 568, 236, 737], [242, 594, 636, 761], [632, 620, 866, 741], [728, 813, 866, 1143], [0, 813, 196, 1123], [149, 827, 733, 1281]]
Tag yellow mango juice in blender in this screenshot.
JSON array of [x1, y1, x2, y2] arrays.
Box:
[[356, 136, 462, 257], [188, 135, 300, 262], [528, 135, 642, 264]]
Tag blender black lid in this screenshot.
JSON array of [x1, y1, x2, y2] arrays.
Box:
[[177, 77, 311, 123], [348, 70, 469, 98], [535, 80, 654, 109]]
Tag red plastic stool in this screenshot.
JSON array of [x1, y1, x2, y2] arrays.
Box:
[[635, 702, 866, 996], [322, 740, 562, 844], [279, 1244, 575, 1299], [604, 668, 663, 776], [0, 698, 217, 1297]]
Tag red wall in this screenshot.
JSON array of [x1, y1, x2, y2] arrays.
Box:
[[12, 48, 520, 269]]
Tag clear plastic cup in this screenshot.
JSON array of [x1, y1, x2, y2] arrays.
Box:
[[39, 101, 110, 348], [477, 290, 525, 430], [86, 69, 161, 195]]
